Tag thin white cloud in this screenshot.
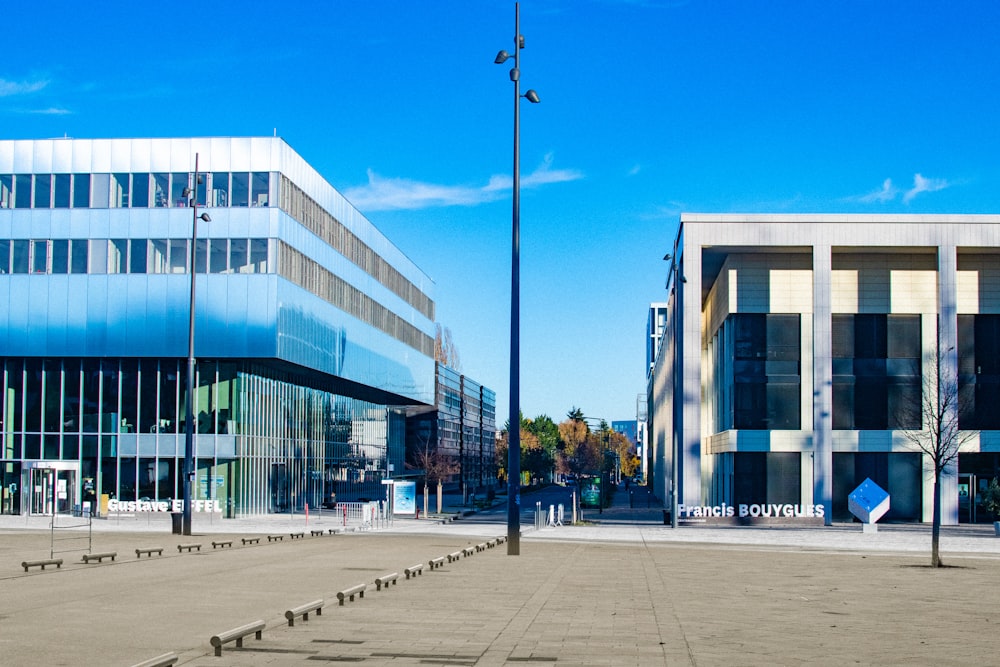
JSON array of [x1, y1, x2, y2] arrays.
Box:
[[0, 78, 48, 97], [859, 178, 898, 203], [345, 153, 583, 212], [627, 164, 642, 176], [28, 107, 72, 115], [904, 173, 949, 203]]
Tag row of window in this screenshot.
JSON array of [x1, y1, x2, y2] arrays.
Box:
[[279, 243, 435, 357], [279, 176, 434, 321], [0, 172, 270, 210], [0, 238, 271, 275]]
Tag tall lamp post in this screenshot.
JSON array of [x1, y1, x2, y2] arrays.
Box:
[[182, 154, 211, 536], [495, 2, 540, 556], [663, 252, 684, 529]]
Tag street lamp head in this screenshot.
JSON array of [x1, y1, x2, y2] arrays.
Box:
[[495, 50, 511, 64], [663, 253, 671, 261], [523, 89, 540, 104], [198, 213, 212, 223]]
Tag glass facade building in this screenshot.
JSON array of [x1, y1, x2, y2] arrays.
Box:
[[405, 363, 497, 496], [0, 137, 435, 516]]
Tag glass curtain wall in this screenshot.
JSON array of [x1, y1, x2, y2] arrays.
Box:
[[0, 357, 394, 516]]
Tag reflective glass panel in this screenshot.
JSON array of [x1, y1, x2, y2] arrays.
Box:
[[51, 239, 69, 274], [90, 239, 108, 274], [91, 173, 110, 208], [129, 239, 147, 273], [231, 173, 249, 207], [211, 172, 229, 206], [12, 240, 29, 273], [0, 240, 9, 273], [112, 173, 129, 208], [31, 240, 48, 273], [34, 174, 51, 208], [73, 174, 90, 208], [14, 174, 31, 208], [132, 173, 149, 208], [0, 174, 11, 208], [252, 172, 269, 206], [171, 173, 189, 207], [54, 174, 71, 208], [169, 239, 187, 273], [153, 173, 169, 207], [70, 240, 89, 274]]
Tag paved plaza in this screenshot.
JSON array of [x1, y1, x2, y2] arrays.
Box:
[[2, 489, 1000, 666]]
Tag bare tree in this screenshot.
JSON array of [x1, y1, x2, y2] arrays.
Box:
[[899, 346, 977, 567]]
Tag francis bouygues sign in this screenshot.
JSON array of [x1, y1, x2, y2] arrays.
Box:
[[678, 502, 826, 523]]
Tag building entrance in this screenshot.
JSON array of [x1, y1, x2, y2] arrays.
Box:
[[27, 463, 78, 515], [958, 474, 997, 524]]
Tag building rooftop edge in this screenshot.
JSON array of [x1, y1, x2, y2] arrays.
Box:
[[680, 212, 1000, 223]]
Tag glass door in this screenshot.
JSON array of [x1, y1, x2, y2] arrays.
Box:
[[28, 468, 77, 515]]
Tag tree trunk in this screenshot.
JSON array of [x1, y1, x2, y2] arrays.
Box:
[[931, 469, 942, 567]]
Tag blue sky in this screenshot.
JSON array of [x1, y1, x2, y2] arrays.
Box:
[[4, 1, 1000, 426]]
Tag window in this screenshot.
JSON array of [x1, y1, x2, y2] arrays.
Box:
[[91, 174, 110, 208], [70, 240, 88, 274], [90, 239, 108, 274], [231, 173, 249, 207], [252, 172, 269, 206], [153, 173, 169, 208], [0, 174, 11, 208], [31, 240, 48, 273], [132, 173, 149, 208], [51, 239, 69, 274], [230, 238, 248, 273], [249, 238, 269, 273], [833, 314, 920, 430], [169, 239, 188, 273], [211, 173, 229, 207], [728, 314, 801, 430], [73, 174, 91, 208], [129, 239, 147, 273], [33, 174, 51, 208], [109, 239, 128, 274], [112, 173, 130, 208], [171, 173, 189, 208], [54, 174, 71, 208], [958, 315, 1000, 429], [0, 240, 8, 273], [14, 175, 31, 208], [210, 238, 228, 273]]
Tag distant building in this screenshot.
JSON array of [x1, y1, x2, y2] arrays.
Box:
[[0, 137, 436, 517], [650, 213, 1000, 525], [405, 363, 497, 496]]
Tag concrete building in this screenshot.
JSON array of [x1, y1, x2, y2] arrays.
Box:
[[0, 137, 436, 517], [650, 213, 1000, 525]]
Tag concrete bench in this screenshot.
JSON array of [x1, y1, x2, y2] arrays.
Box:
[[177, 543, 201, 553], [429, 557, 446, 570], [129, 651, 178, 667], [82, 552, 117, 563], [135, 548, 163, 558], [284, 599, 324, 626], [241, 537, 260, 545], [336, 584, 366, 605], [404, 564, 423, 579], [310, 529, 325, 537], [475, 543, 487, 552], [267, 534, 284, 542], [327, 528, 340, 535], [21, 558, 62, 572], [496, 535, 507, 544], [486, 539, 497, 548], [210, 620, 265, 656], [447, 551, 463, 563], [374, 572, 398, 591], [462, 547, 475, 557], [290, 532, 305, 540], [211, 540, 233, 549]]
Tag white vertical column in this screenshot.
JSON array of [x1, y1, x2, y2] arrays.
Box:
[[680, 243, 702, 507], [938, 243, 959, 525], [812, 244, 833, 525]]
